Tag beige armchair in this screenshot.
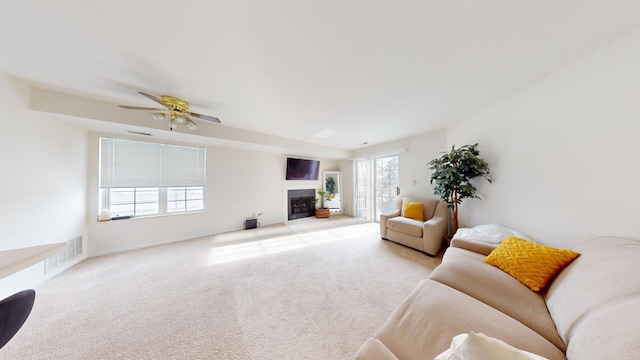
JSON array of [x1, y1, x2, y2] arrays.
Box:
[[380, 197, 448, 256]]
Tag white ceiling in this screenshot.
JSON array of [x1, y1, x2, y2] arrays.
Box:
[[2, 1, 640, 155]]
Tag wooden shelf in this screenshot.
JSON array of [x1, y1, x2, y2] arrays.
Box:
[[0, 243, 67, 279]]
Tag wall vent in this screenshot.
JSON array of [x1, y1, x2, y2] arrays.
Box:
[[46, 236, 82, 273]]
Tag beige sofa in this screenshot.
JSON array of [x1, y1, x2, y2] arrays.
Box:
[[356, 235, 640, 359], [380, 197, 448, 256]]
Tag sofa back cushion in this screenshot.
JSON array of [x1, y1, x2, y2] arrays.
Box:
[[543, 237, 640, 351]]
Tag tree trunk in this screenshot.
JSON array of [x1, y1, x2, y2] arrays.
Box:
[[451, 207, 458, 235], [451, 191, 459, 235]]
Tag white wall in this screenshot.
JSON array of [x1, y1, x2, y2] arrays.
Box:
[[448, 28, 640, 247], [398, 130, 448, 198], [0, 74, 88, 298], [87, 131, 338, 256]]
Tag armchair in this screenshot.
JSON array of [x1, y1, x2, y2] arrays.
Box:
[[380, 197, 448, 256]]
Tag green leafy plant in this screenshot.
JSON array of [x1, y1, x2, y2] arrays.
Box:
[[314, 189, 333, 209], [325, 176, 336, 194], [427, 143, 492, 233]]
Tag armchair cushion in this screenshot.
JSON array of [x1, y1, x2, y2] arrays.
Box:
[[402, 202, 424, 221], [387, 217, 423, 238]]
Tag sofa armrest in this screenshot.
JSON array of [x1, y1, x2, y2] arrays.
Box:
[[356, 338, 400, 360], [423, 216, 448, 255], [450, 238, 498, 256], [380, 210, 401, 239], [381, 210, 401, 218]]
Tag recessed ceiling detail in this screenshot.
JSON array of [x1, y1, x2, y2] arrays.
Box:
[[313, 129, 337, 139]]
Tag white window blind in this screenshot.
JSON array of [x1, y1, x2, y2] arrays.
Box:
[[100, 138, 206, 188]]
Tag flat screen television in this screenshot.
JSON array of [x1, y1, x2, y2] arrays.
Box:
[[286, 157, 320, 180]]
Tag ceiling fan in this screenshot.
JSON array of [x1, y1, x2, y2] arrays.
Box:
[[119, 92, 221, 131]]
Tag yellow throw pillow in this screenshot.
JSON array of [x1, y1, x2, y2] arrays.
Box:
[[402, 201, 424, 221], [485, 236, 580, 291]]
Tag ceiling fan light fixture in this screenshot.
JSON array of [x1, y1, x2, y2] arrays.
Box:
[[151, 112, 166, 122], [119, 92, 221, 131]]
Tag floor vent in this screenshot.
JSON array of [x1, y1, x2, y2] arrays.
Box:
[[46, 236, 82, 273]]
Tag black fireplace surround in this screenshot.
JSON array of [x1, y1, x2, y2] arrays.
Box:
[[288, 189, 316, 220]]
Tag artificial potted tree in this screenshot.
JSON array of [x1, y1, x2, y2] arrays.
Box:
[[427, 143, 492, 235], [314, 189, 333, 218]]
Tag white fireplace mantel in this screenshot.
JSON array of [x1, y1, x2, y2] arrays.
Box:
[[282, 182, 320, 222]]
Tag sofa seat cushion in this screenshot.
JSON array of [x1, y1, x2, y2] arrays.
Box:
[[544, 236, 640, 348], [373, 279, 566, 360], [386, 216, 423, 238], [566, 298, 640, 360], [430, 247, 566, 351]]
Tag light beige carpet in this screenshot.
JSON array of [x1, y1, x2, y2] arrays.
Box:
[[1, 222, 441, 359]]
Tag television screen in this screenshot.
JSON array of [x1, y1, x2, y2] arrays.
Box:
[[286, 157, 320, 180]]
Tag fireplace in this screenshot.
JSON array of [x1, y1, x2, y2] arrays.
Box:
[[287, 189, 316, 220]]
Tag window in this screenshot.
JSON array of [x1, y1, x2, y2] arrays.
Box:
[[167, 186, 204, 213], [99, 138, 206, 217], [105, 187, 160, 217]]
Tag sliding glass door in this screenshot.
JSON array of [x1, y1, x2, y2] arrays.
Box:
[[353, 154, 399, 222], [374, 154, 399, 222], [354, 159, 369, 220]]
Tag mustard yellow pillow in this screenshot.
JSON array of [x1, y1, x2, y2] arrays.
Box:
[[485, 236, 580, 291], [402, 201, 424, 221]]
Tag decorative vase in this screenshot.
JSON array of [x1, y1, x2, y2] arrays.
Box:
[[315, 208, 330, 218]]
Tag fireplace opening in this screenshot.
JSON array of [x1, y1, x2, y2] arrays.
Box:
[[288, 189, 316, 220]]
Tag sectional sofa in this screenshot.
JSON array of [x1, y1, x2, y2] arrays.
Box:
[[356, 228, 640, 359]]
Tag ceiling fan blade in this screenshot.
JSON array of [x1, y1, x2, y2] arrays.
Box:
[[119, 105, 166, 111], [138, 92, 166, 106], [187, 111, 221, 123]]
